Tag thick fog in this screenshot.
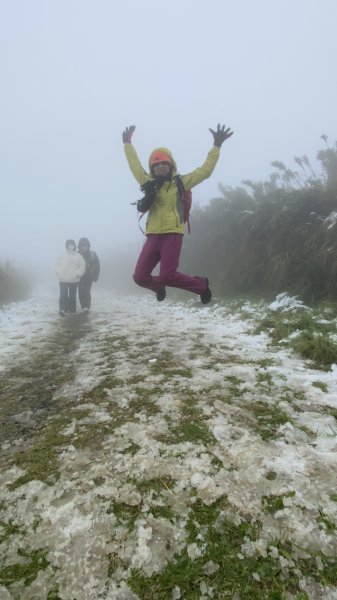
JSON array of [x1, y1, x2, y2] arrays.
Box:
[[1, 0, 336, 279]]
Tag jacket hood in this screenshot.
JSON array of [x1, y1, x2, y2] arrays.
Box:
[[148, 147, 177, 175], [78, 237, 90, 249]]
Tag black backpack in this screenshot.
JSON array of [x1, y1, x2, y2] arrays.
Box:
[[85, 251, 100, 282]]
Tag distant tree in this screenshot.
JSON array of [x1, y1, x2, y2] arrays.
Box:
[[0, 261, 30, 305]]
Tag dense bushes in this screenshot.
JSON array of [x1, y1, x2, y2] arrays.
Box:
[[0, 261, 30, 306], [181, 140, 337, 302]]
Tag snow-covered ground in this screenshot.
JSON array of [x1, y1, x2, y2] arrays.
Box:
[[0, 288, 337, 599]]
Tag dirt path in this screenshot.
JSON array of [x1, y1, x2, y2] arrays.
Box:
[[1, 290, 337, 599]]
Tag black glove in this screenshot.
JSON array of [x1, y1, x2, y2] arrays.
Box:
[[122, 125, 136, 144], [209, 124, 234, 147], [136, 179, 164, 213]]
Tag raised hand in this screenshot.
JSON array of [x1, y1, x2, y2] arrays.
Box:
[[122, 125, 136, 144], [209, 124, 234, 147]]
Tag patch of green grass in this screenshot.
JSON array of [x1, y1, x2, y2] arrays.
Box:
[[170, 420, 215, 445], [132, 385, 162, 398], [256, 371, 274, 386], [154, 432, 177, 444], [296, 424, 317, 439], [86, 386, 162, 436], [255, 358, 276, 368], [128, 492, 337, 600], [154, 392, 214, 445], [330, 494, 337, 502], [87, 383, 110, 402], [193, 343, 216, 357], [147, 350, 193, 380], [32, 514, 42, 531], [293, 331, 337, 370], [255, 313, 297, 343], [317, 509, 336, 531], [255, 308, 335, 340], [279, 387, 306, 407], [101, 334, 130, 351], [274, 539, 337, 587], [108, 499, 175, 534], [167, 403, 214, 445], [131, 340, 158, 352], [132, 477, 176, 496], [312, 380, 328, 393], [325, 408, 337, 421], [0, 548, 49, 587], [212, 392, 233, 406], [47, 589, 61, 600], [298, 552, 337, 586], [108, 501, 141, 532], [107, 552, 125, 576], [120, 442, 141, 456], [128, 374, 147, 385], [128, 497, 307, 599], [168, 368, 193, 378], [149, 505, 176, 521], [225, 374, 244, 386], [88, 375, 124, 401], [224, 375, 245, 398], [93, 476, 105, 486], [265, 471, 277, 481], [9, 417, 71, 488], [211, 455, 224, 469], [129, 390, 161, 416], [255, 308, 337, 370], [250, 400, 290, 441], [73, 423, 113, 449], [294, 390, 306, 402], [262, 491, 296, 514], [0, 519, 21, 542]]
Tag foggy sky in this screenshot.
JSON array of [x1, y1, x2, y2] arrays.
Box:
[[1, 0, 337, 270]]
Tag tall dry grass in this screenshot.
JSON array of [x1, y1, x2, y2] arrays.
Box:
[[181, 140, 337, 302], [0, 261, 31, 306]]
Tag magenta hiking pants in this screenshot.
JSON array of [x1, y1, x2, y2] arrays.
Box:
[[133, 233, 207, 295]]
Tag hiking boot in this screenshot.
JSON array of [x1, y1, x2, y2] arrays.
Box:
[[200, 278, 212, 304], [59, 310, 66, 317], [156, 289, 166, 302]]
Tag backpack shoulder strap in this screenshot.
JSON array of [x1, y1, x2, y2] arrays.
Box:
[[175, 174, 192, 234], [175, 174, 185, 194]]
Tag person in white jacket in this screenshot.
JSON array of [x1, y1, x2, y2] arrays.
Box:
[[56, 239, 86, 315]]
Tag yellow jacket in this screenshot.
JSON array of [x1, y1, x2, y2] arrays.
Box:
[[125, 144, 220, 235]]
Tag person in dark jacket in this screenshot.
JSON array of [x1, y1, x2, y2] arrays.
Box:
[[77, 238, 100, 312]]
